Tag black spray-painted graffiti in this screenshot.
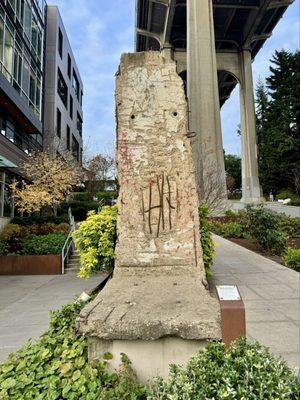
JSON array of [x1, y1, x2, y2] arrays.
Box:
[[142, 173, 178, 237]]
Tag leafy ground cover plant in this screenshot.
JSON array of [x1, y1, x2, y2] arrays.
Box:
[[149, 338, 299, 400], [282, 247, 300, 272], [21, 233, 68, 255], [0, 301, 298, 399], [73, 206, 118, 279], [279, 215, 300, 238], [0, 300, 148, 400], [199, 204, 215, 278]]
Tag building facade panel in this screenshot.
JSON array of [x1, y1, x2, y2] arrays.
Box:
[[44, 5, 83, 163], [0, 0, 46, 195]]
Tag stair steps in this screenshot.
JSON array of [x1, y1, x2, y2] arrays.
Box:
[[65, 251, 81, 272]]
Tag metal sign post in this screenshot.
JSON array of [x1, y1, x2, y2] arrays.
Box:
[[216, 285, 246, 348]]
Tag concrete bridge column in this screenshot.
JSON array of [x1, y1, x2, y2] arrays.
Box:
[[187, 0, 227, 209], [239, 50, 263, 203]]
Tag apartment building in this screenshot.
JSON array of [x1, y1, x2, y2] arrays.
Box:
[[0, 2, 83, 217], [44, 5, 83, 162], [0, 0, 46, 217]]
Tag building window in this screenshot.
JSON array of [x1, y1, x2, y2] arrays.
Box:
[[22, 59, 30, 97], [72, 134, 79, 161], [56, 108, 61, 138], [0, 18, 4, 65], [77, 112, 82, 136], [24, 1, 31, 39], [58, 28, 63, 58], [72, 69, 79, 99], [4, 24, 14, 79], [57, 67, 68, 108], [66, 125, 70, 150], [69, 95, 73, 119], [13, 50, 22, 92], [80, 90, 83, 106], [67, 54, 71, 78]]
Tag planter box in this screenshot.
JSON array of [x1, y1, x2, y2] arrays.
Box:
[[0, 254, 62, 275]]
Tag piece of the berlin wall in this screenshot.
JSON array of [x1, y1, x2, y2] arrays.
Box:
[[115, 51, 205, 277]]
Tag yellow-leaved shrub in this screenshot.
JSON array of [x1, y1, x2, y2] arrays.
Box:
[[73, 206, 118, 279]]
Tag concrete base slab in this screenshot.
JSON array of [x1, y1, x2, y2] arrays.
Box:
[[88, 336, 207, 383], [77, 267, 221, 341]]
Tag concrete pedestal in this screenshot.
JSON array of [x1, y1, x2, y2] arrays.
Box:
[[89, 337, 207, 383]]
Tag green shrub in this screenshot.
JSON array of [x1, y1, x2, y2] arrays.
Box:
[[279, 215, 300, 238], [59, 201, 99, 221], [210, 221, 246, 239], [282, 247, 300, 272], [11, 215, 69, 226], [276, 191, 300, 206], [149, 338, 299, 400], [24, 223, 70, 236], [0, 240, 7, 256], [199, 204, 215, 278], [0, 300, 148, 400], [73, 192, 94, 202], [276, 190, 300, 206], [245, 205, 287, 255], [97, 191, 116, 202], [73, 206, 118, 278], [0, 224, 25, 254], [21, 233, 67, 255]]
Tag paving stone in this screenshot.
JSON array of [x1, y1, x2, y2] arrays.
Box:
[[245, 307, 288, 323], [279, 353, 300, 369], [247, 321, 299, 354], [250, 284, 299, 300], [0, 272, 107, 363], [213, 235, 300, 368]]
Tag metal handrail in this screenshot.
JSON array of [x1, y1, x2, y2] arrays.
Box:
[[61, 207, 76, 274]]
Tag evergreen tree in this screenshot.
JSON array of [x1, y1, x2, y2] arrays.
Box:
[[255, 50, 300, 195], [224, 153, 241, 192]]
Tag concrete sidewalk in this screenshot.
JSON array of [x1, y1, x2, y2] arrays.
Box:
[[211, 235, 300, 368], [0, 272, 107, 362]]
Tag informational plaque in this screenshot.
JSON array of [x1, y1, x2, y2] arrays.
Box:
[[216, 285, 241, 301]]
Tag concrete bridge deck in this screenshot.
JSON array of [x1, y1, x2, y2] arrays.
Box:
[[211, 234, 300, 368]]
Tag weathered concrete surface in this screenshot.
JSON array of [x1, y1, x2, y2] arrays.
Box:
[[115, 51, 205, 272], [88, 337, 207, 382], [0, 272, 106, 362], [211, 235, 300, 369], [77, 52, 220, 354], [78, 268, 220, 340]]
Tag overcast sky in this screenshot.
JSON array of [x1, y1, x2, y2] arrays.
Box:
[[50, 0, 299, 157]]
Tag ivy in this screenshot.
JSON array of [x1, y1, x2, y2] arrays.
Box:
[[199, 203, 216, 278], [0, 300, 148, 400]]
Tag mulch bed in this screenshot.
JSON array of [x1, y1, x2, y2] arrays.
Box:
[[228, 237, 300, 266]]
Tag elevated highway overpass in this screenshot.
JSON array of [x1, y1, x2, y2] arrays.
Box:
[[135, 0, 294, 206]]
